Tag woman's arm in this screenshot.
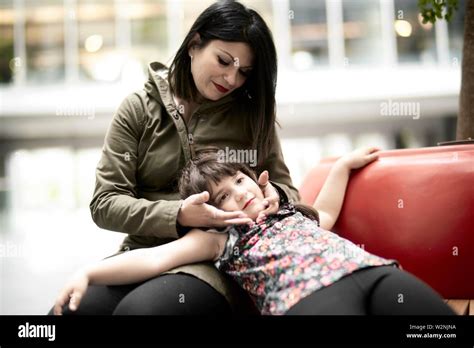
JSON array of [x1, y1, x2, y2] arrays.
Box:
[[54, 229, 227, 314], [313, 147, 379, 230], [89, 92, 184, 239]]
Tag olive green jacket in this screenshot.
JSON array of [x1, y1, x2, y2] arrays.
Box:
[[90, 62, 300, 313]]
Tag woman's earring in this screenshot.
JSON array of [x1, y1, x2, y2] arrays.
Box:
[[190, 55, 193, 60]]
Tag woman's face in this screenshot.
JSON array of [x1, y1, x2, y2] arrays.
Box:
[[209, 171, 265, 221], [189, 39, 254, 101]]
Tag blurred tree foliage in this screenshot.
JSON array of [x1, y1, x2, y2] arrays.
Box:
[[418, 0, 459, 23]]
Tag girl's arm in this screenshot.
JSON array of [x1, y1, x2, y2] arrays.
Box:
[[87, 229, 225, 285], [313, 147, 379, 230], [54, 229, 227, 314]]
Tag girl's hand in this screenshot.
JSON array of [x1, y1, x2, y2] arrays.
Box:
[[53, 270, 89, 315], [339, 147, 379, 170], [256, 170, 280, 224], [177, 191, 254, 228]]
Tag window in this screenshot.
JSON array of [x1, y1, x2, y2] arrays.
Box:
[[448, 0, 466, 65], [25, 0, 65, 83], [241, 0, 274, 32], [290, 0, 328, 69], [0, 0, 14, 84], [77, 0, 116, 82], [129, 0, 168, 71], [394, 0, 437, 64], [342, 0, 383, 65], [181, 0, 214, 40]]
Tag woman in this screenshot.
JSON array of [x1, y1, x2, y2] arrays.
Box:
[[49, 0, 299, 315]]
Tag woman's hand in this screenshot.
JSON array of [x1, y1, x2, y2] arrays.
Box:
[[256, 170, 280, 224], [177, 191, 254, 228], [53, 270, 89, 315], [338, 147, 379, 170]]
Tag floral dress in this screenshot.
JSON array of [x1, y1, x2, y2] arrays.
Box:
[[214, 203, 399, 315]]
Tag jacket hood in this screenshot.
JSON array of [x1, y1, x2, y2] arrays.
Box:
[[145, 61, 172, 108]]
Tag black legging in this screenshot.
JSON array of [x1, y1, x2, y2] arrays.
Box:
[[49, 266, 455, 316], [286, 265, 456, 315], [48, 273, 232, 315]]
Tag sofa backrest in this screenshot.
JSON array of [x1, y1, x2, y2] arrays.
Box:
[[298, 144, 474, 298]]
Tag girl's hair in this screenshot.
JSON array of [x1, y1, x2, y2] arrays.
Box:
[[168, 0, 278, 165], [178, 152, 320, 223]]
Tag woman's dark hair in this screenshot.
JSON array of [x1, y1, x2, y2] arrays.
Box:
[[169, 0, 278, 165], [178, 152, 320, 224]]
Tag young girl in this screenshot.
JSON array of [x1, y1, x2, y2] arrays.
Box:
[[54, 148, 455, 315]]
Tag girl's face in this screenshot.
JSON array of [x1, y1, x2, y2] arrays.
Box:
[[189, 39, 254, 101], [209, 171, 265, 221]]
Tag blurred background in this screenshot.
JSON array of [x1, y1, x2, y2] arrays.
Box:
[[0, 0, 465, 314]]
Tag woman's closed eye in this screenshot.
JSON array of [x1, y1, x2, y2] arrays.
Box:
[[239, 70, 249, 77], [218, 57, 250, 77], [218, 56, 231, 66]]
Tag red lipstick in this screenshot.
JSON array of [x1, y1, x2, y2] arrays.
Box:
[[213, 82, 229, 93]]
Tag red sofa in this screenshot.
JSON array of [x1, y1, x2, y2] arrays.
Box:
[[299, 144, 474, 311]]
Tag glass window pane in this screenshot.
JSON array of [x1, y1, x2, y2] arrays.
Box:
[[129, 0, 168, 72], [343, 0, 383, 65], [77, 0, 116, 82], [448, 0, 466, 65], [240, 0, 274, 32], [25, 0, 65, 83], [182, 0, 215, 40], [394, 0, 437, 64], [289, 0, 328, 70], [0, 1, 14, 84]]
